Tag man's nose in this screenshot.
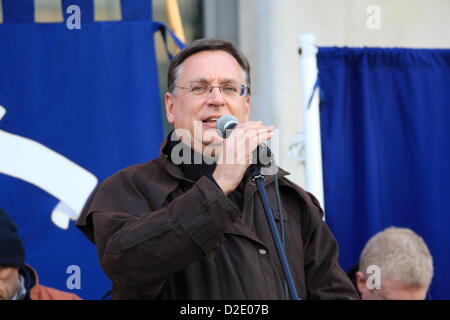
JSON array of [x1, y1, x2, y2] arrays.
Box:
[[206, 86, 225, 105]]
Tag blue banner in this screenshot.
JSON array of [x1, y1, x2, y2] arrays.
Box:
[[318, 47, 450, 299], [0, 0, 163, 299]]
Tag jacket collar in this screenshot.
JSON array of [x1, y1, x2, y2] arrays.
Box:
[[17, 264, 38, 300]]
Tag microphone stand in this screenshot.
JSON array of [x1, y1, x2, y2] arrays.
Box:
[[250, 161, 301, 300]]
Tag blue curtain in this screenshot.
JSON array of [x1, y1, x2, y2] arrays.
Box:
[[318, 47, 450, 299], [0, 0, 164, 299]]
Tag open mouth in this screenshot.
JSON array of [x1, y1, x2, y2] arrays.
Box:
[[202, 117, 219, 125]]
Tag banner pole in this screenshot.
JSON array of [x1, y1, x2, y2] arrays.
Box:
[[165, 0, 186, 49], [298, 34, 325, 216]]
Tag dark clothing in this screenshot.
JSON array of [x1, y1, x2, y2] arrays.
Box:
[[77, 140, 358, 300], [347, 264, 359, 287], [20, 264, 36, 300], [347, 264, 362, 299]]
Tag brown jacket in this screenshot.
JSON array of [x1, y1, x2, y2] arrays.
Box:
[[77, 149, 358, 300]]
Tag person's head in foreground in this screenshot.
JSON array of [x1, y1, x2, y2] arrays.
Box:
[[356, 227, 433, 300]]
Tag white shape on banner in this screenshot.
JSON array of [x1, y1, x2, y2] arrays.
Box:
[[0, 105, 98, 229]]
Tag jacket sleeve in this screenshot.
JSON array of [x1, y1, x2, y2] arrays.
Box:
[[76, 171, 240, 299], [301, 192, 359, 300]]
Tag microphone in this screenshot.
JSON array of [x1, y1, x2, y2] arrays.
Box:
[[216, 115, 272, 167], [216, 114, 238, 138]]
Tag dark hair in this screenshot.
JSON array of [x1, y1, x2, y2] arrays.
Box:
[[167, 38, 251, 95]]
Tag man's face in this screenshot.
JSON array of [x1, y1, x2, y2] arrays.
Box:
[[165, 50, 250, 152], [0, 266, 19, 300], [356, 272, 428, 300]]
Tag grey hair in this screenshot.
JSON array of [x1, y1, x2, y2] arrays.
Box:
[[359, 227, 433, 287]]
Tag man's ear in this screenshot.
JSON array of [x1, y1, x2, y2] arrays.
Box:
[[243, 95, 250, 122], [165, 92, 175, 124], [356, 271, 367, 297]]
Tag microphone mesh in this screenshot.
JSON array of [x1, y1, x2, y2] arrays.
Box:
[[216, 115, 239, 138]]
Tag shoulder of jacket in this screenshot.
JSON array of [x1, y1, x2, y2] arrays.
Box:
[[107, 158, 161, 180], [30, 284, 82, 300], [27, 266, 82, 300], [278, 175, 324, 218], [98, 157, 170, 189]]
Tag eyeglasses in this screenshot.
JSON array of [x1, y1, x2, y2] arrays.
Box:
[[173, 82, 249, 97]]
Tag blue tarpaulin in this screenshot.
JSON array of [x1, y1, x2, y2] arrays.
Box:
[[318, 47, 450, 299], [0, 0, 164, 299]]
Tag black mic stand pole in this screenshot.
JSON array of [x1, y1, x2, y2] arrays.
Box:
[[250, 154, 301, 300]]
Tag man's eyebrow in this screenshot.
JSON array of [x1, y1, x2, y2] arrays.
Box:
[[189, 77, 239, 84], [189, 77, 206, 82], [220, 78, 240, 84]]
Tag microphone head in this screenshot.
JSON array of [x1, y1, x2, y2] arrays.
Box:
[[216, 114, 239, 138]]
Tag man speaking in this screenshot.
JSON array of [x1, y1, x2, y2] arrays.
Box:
[[77, 38, 358, 300]]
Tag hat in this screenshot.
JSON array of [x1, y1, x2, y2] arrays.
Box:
[[0, 209, 25, 267]]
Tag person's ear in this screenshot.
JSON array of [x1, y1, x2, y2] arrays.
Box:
[[243, 95, 250, 122], [165, 92, 175, 124], [356, 271, 368, 297]]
